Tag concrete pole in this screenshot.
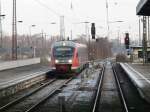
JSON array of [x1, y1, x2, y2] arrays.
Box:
[[0, 0, 2, 48], [139, 16, 141, 46], [143, 16, 147, 64], [148, 16, 150, 46], [60, 16, 65, 40], [12, 0, 17, 60], [106, 0, 109, 39], [33, 46, 36, 58]]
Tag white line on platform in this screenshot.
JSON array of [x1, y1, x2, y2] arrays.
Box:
[[126, 63, 150, 85], [0, 69, 50, 87]]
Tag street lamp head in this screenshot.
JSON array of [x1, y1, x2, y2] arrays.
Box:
[[31, 25, 36, 27], [116, 21, 124, 22], [84, 21, 90, 23], [51, 22, 56, 24], [109, 21, 124, 23], [0, 14, 5, 17], [18, 21, 23, 23]]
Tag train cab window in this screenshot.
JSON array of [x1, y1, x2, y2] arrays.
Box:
[[54, 47, 74, 58]]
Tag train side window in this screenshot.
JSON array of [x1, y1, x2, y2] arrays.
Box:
[[76, 53, 78, 58]]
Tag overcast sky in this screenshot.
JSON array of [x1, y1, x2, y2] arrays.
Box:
[[1, 0, 140, 40]]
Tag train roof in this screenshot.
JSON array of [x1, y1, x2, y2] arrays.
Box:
[[52, 41, 87, 48]]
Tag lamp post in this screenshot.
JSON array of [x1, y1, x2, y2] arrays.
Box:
[[29, 24, 36, 45], [17, 20, 23, 59], [0, 14, 5, 48], [29, 24, 36, 58], [105, 0, 119, 39], [72, 21, 91, 59], [106, 0, 109, 38], [29, 25, 36, 37], [108, 20, 124, 41], [107, 20, 124, 55], [50, 22, 58, 40], [82, 21, 91, 60]]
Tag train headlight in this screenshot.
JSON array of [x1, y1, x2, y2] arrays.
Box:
[[55, 59, 59, 63], [68, 59, 72, 63]]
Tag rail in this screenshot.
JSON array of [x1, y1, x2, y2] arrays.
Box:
[[92, 64, 105, 112], [0, 79, 56, 111], [25, 77, 73, 112], [112, 64, 129, 112]]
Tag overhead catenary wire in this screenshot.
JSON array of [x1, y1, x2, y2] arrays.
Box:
[[33, 0, 81, 25], [33, 0, 61, 17]]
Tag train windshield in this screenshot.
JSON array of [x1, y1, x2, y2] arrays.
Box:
[[53, 47, 74, 58]]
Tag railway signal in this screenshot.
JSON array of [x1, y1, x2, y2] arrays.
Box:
[[124, 33, 130, 49], [91, 23, 96, 39]]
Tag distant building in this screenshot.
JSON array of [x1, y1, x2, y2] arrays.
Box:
[[130, 46, 150, 63]]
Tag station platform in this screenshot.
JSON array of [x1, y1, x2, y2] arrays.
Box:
[[0, 64, 51, 98], [120, 63, 150, 103]]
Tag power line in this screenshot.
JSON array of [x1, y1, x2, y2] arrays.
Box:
[[33, 0, 61, 17], [33, 0, 78, 24]]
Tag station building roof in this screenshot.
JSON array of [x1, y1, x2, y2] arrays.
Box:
[[136, 0, 150, 16]]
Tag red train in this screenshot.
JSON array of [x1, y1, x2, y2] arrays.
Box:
[[51, 41, 88, 73]]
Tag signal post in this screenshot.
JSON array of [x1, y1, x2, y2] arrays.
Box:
[[91, 23, 96, 62]]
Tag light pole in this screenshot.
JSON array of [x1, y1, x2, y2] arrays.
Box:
[[50, 22, 58, 40], [108, 21, 124, 42], [29, 24, 36, 58], [97, 26, 104, 37], [82, 21, 91, 60], [17, 20, 23, 59], [0, 14, 5, 48], [138, 16, 142, 46], [60, 16, 65, 40], [73, 21, 90, 37], [29, 25, 36, 37], [29, 24, 36, 46], [105, 0, 118, 39], [106, 0, 109, 38], [107, 20, 124, 55]]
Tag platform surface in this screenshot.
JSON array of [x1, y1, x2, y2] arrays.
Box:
[[120, 63, 150, 102], [0, 64, 51, 89]]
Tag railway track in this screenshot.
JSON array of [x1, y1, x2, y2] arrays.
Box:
[[92, 62, 129, 112], [114, 64, 150, 112], [112, 64, 128, 112], [0, 77, 73, 112], [92, 63, 105, 112]]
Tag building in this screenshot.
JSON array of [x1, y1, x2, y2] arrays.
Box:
[[131, 46, 150, 63]]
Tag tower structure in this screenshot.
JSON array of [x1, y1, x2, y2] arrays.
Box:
[[0, 0, 2, 47], [12, 0, 17, 60], [60, 16, 65, 40]]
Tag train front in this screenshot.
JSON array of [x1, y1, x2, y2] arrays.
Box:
[[52, 43, 75, 73]]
